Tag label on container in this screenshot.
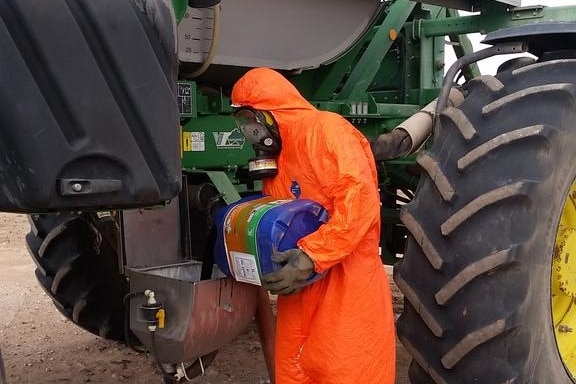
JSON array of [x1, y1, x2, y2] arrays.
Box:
[[223, 197, 275, 284], [218, 196, 329, 287], [222, 197, 286, 285], [229, 251, 261, 285]]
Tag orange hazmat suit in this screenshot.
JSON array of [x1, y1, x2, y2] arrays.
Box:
[[231, 68, 396, 384]]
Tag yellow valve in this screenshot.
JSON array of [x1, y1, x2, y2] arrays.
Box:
[[156, 308, 166, 329]]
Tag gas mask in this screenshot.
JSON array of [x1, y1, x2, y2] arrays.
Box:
[[233, 107, 282, 179]]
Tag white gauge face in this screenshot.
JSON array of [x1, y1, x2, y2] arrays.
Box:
[[177, 7, 215, 63]]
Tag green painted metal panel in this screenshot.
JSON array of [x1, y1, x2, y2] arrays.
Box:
[[168, 0, 576, 268], [337, 0, 417, 100], [171, 0, 188, 22], [446, 8, 481, 80], [204, 171, 242, 204], [419, 5, 576, 38], [181, 115, 252, 171]]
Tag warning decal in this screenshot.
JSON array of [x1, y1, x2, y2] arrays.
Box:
[[183, 131, 205, 152], [182, 131, 192, 151], [229, 251, 261, 286]]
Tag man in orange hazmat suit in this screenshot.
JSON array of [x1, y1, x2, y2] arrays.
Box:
[[231, 67, 396, 384]]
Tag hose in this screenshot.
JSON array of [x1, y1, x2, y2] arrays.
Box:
[[123, 292, 147, 353], [124, 292, 175, 380], [150, 330, 173, 377]]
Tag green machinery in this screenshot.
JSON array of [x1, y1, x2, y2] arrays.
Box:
[[2, 0, 576, 382]]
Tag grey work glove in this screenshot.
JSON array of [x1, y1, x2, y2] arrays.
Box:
[[370, 129, 412, 160], [261, 249, 315, 295]]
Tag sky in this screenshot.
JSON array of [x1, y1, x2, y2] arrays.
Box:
[[446, 0, 576, 74]]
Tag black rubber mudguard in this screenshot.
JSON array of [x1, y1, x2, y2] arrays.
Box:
[[0, 0, 181, 213]]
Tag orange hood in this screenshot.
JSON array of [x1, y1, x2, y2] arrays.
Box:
[[231, 68, 316, 126]]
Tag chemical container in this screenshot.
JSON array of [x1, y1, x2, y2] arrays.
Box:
[[214, 195, 329, 286]]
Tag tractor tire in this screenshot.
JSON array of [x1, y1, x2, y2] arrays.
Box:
[[26, 213, 128, 340], [27, 213, 220, 381], [395, 58, 576, 383]]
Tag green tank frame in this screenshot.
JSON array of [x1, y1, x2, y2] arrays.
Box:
[[169, 0, 576, 264]]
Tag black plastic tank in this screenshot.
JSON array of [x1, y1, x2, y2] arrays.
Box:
[[0, 0, 181, 212]]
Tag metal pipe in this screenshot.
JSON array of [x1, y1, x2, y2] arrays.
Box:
[[371, 87, 464, 160], [399, 87, 465, 153]]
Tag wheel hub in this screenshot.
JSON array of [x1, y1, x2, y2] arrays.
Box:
[[552, 181, 576, 377], [556, 225, 576, 297]]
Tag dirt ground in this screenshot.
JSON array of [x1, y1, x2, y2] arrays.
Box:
[[0, 212, 410, 384]]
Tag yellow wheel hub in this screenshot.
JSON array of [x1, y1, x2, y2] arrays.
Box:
[[557, 226, 576, 297], [553, 181, 576, 376]]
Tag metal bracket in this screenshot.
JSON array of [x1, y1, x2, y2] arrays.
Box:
[[510, 5, 545, 21], [58, 178, 122, 196], [203, 171, 242, 205], [218, 278, 234, 313]]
